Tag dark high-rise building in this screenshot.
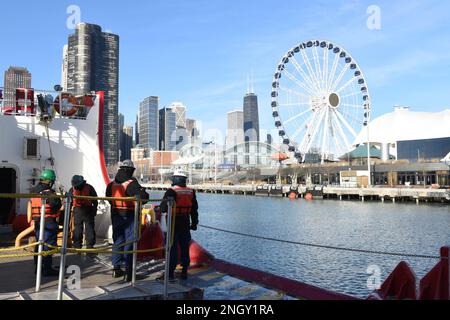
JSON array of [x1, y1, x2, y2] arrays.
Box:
[[135, 114, 139, 146], [66, 23, 120, 165], [139, 96, 159, 151], [243, 92, 260, 143], [121, 125, 133, 161], [118, 113, 124, 160], [159, 107, 176, 151], [266, 134, 273, 146], [3, 67, 32, 107]]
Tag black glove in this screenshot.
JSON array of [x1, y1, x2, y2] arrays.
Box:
[[190, 224, 198, 231]]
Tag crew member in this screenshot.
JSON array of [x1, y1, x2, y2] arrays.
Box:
[[160, 170, 198, 280], [27, 169, 62, 277], [70, 175, 98, 249], [106, 160, 149, 281]]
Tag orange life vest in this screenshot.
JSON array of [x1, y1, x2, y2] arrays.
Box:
[[31, 191, 60, 220], [172, 185, 194, 215], [111, 180, 135, 211], [72, 184, 94, 208]]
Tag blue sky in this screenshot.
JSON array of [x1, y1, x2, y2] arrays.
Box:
[[1, 0, 449, 141]]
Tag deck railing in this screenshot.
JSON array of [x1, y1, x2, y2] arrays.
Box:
[[0, 193, 175, 300]]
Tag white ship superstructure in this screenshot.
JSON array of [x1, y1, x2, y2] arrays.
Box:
[[0, 88, 112, 238]]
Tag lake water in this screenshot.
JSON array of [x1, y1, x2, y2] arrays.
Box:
[[150, 191, 450, 298]]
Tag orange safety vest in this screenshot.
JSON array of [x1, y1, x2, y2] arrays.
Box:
[[111, 180, 135, 211], [72, 184, 94, 208], [31, 191, 60, 220], [172, 185, 194, 215]]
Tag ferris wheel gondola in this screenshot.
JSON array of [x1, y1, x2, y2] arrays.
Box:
[[271, 40, 371, 163]]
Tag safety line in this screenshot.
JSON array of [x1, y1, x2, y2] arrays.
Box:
[[199, 225, 442, 260], [0, 242, 39, 252]]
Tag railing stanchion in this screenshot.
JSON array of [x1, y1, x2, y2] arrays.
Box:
[[57, 193, 72, 300], [35, 199, 47, 292], [164, 197, 174, 300], [132, 195, 140, 286], [448, 249, 450, 300]]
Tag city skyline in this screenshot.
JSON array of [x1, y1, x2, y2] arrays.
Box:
[[1, 0, 450, 142]]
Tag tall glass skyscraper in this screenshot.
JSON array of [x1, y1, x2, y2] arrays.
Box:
[[243, 92, 260, 142], [66, 23, 120, 165], [159, 107, 177, 151], [139, 96, 159, 151]]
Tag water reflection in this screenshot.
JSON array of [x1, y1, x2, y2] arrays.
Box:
[[150, 191, 450, 298]]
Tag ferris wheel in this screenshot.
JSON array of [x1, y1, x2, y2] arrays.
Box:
[[271, 40, 371, 163]]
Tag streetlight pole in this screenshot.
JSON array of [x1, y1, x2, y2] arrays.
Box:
[[214, 139, 218, 185], [366, 114, 371, 188]]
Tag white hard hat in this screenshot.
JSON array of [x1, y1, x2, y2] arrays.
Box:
[[173, 170, 188, 178], [120, 159, 135, 169]]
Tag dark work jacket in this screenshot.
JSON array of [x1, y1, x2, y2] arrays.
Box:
[[31, 183, 62, 221], [160, 184, 199, 233], [105, 169, 149, 215]]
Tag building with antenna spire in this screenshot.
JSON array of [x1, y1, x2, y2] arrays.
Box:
[[243, 75, 259, 143]]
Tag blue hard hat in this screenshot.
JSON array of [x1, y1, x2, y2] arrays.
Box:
[[71, 175, 86, 188]]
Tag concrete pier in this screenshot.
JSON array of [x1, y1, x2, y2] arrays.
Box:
[[144, 184, 450, 204]]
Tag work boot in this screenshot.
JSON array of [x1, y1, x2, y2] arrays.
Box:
[[157, 272, 175, 281], [124, 269, 132, 282], [43, 268, 59, 277], [112, 266, 124, 278], [181, 267, 188, 280]]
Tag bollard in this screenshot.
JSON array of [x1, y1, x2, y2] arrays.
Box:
[[132, 195, 141, 286], [164, 197, 174, 300], [35, 199, 47, 292], [57, 194, 72, 300]]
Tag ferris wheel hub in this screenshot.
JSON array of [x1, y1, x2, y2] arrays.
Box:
[[328, 92, 340, 108]]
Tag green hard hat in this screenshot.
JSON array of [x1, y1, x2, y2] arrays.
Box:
[[40, 169, 56, 182]]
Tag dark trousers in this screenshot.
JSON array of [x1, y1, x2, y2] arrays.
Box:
[[111, 213, 135, 270], [34, 219, 58, 271], [73, 207, 96, 248], [169, 230, 192, 274]]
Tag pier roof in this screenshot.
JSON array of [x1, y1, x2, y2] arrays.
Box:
[[354, 108, 450, 145]]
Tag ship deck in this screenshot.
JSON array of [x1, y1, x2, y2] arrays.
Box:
[[0, 233, 297, 300]]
